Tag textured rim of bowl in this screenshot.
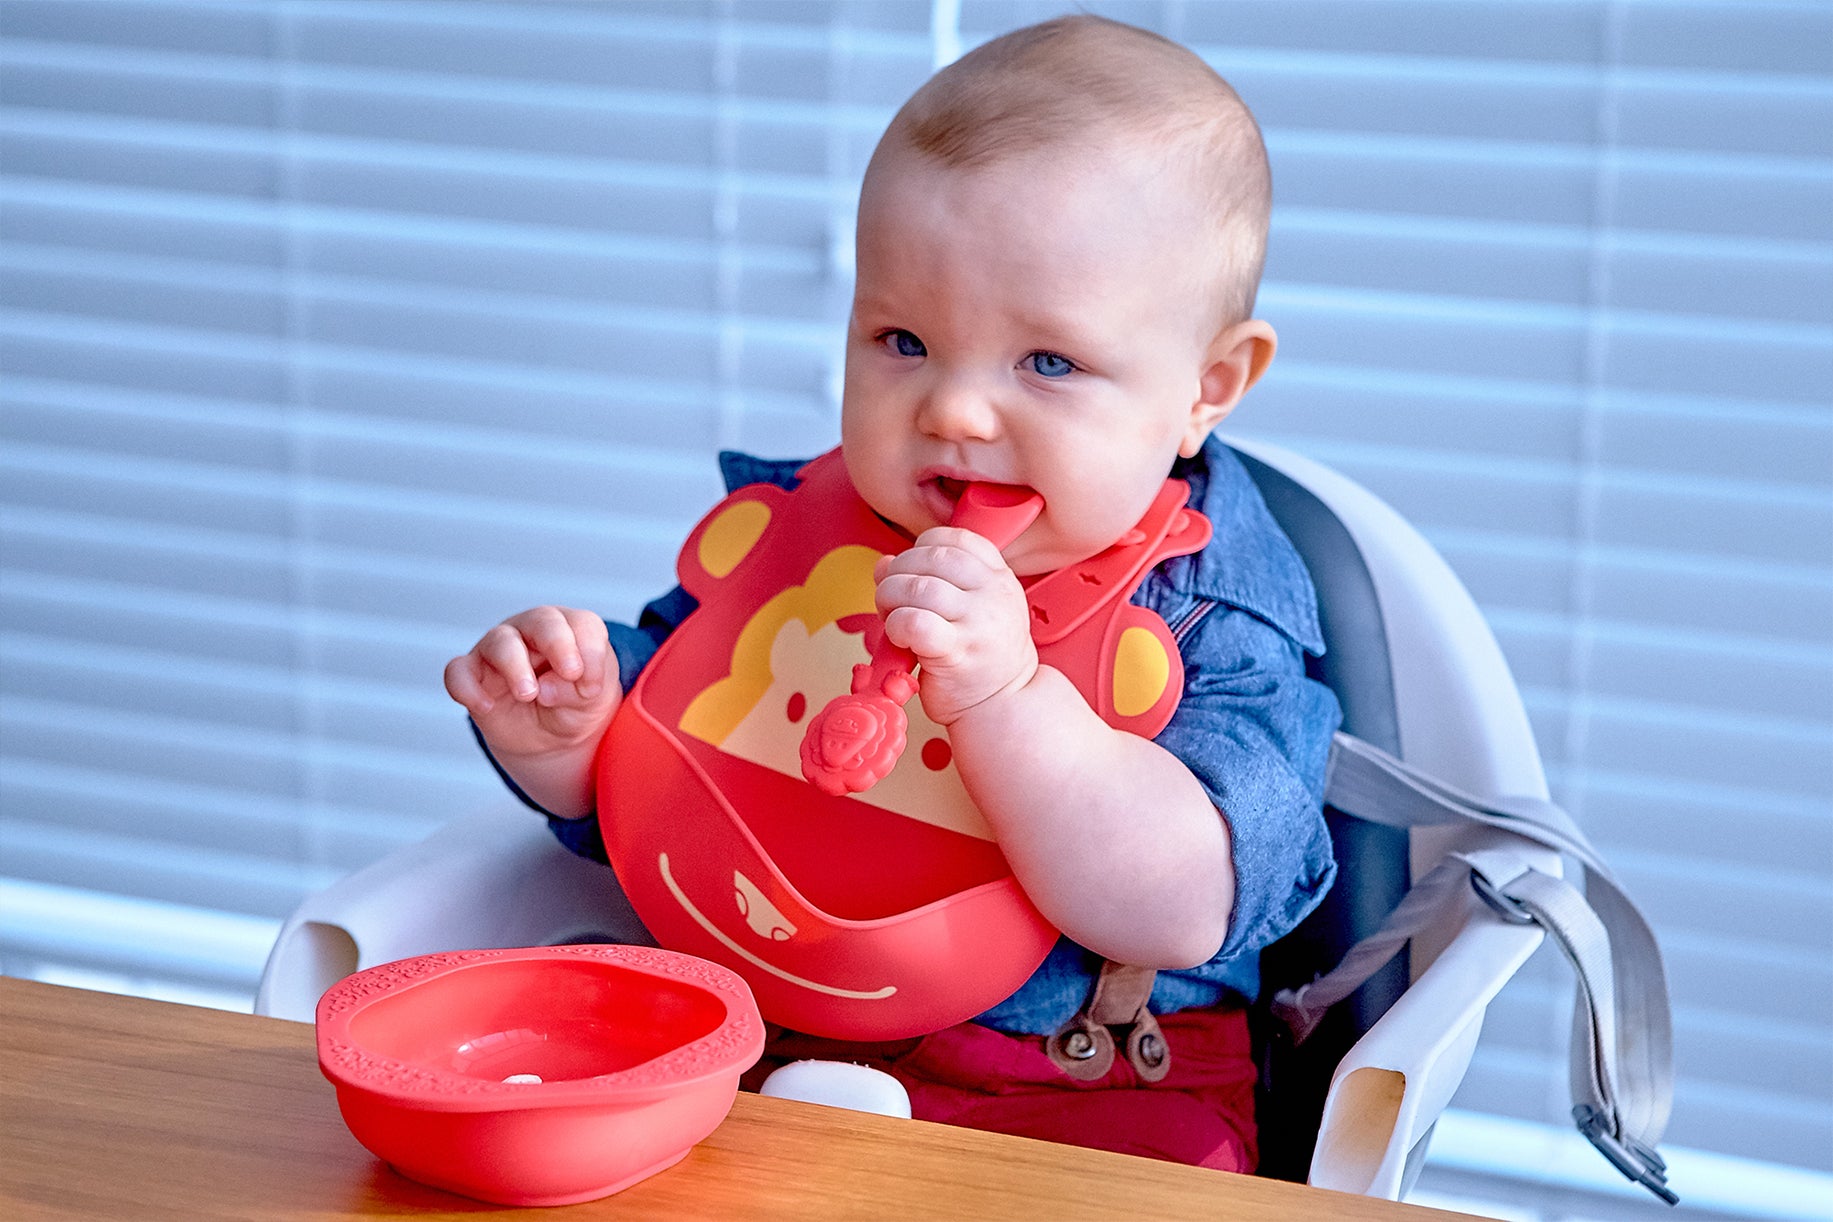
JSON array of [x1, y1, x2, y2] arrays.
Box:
[[316, 944, 764, 1112]]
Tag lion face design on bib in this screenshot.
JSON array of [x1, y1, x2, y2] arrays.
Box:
[[676, 547, 994, 844]]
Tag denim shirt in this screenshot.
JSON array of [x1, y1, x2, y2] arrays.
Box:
[[488, 437, 1341, 1035]]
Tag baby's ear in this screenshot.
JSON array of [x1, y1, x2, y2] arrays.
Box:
[[1181, 320, 1277, 458]]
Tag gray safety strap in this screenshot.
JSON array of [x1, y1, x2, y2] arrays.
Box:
[[1272, 732, 1677, 1205]]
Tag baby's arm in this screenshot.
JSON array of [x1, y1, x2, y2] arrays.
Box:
[[876, 530, 1234, 969], [443, 605, 617, 820], [954, 669, 1234, 968]]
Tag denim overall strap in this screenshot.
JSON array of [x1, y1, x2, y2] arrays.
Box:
[[1045, 961, 1171, 1083]]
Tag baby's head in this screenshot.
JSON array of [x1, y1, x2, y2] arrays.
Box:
[[840, 15, 1277, 574]]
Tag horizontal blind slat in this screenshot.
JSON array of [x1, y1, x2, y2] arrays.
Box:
[[1, 877, 282, 995]]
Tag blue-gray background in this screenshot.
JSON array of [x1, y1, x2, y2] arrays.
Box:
[[1, 0, 1828, 1189]]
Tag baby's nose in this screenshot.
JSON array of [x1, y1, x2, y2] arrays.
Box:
[[916, 381, 1000, 440]]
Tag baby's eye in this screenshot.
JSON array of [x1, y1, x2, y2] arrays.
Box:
[[1027, 351, 1075, 378], [883, 329, 926, 358]]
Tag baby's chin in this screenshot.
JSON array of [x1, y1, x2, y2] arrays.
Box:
[[1004, 542, 1092, 577]]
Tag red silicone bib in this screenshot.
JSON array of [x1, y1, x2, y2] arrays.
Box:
[[596, 449, 1208, 1039]]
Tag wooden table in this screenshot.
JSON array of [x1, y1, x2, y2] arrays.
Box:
[[0, 976, 1476, 1220]]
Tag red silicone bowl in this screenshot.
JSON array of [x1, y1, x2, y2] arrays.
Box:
[[316, 945, 764, 1206]]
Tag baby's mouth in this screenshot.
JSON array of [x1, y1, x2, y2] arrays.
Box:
[[915, 472, 1040, 539]]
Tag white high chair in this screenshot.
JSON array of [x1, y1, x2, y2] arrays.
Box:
[[256, 437, 1553, 1201]]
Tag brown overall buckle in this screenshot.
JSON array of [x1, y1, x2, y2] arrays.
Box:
[[1045, 961, 1170, 1083]]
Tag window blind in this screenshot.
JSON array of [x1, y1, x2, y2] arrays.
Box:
[[1, 0, 1827, 1177]]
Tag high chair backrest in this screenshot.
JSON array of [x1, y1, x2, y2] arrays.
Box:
[[1222, 436, 1555, 1189], [1231, 442, 1411, 1183]]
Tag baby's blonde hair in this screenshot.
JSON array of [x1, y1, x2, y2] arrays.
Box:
[[872, 15, 1272, 326]]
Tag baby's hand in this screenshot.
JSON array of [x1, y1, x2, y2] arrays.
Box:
[[875, 527, 1037, 726], [443, 606, 618, 760]]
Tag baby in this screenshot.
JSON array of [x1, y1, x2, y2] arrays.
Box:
[[447, 15, 1339, 1171]]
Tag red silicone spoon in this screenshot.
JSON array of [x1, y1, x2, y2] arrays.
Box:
[[800, 483, 1045, 796]]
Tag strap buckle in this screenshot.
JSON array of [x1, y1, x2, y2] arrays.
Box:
[[1573, 1104, 1678, 1205], [1470, 869, 1537, 926]]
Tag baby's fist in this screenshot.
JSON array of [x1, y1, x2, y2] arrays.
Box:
[[444, 606, 618, 757]]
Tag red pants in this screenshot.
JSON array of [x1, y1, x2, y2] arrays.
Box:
[[746, 1007, 1258, 1173]]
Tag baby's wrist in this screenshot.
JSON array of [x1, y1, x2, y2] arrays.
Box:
[[489, 717, 612, 768], [945, 656, 1049, 735]]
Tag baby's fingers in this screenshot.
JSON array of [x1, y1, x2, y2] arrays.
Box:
[[881, 604, 956, 658], [887, 533, 1011, 597], [476, 620, 544, 702], [538, 609, 612, 705], [910, 526, 1008, 575], [507, 605, 591, 685], [444, 650, 510, 716], [876, 569, 969, 627]]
